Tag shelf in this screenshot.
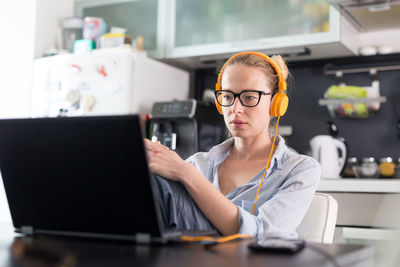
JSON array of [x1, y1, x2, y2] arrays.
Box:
[[324, 64, 400, 75], [318, 96, 386, 106], [317, 178, 400, 193]]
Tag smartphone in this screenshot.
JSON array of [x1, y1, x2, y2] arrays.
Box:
[[248, 238, 305, 254]]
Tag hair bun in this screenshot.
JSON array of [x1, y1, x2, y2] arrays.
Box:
[[271, 55, 289, 80]]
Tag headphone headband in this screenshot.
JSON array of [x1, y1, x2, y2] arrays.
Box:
[[216, 51, 287, 92]]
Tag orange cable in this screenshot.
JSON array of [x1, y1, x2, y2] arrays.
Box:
[[180, 233, 253, 243], [251, 116, 281, 215]]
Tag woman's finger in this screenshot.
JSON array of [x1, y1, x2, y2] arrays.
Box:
[[143, 138, 163, 152]]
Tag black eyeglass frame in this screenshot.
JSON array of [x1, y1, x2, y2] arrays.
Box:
[[214, 90, 272, 108]]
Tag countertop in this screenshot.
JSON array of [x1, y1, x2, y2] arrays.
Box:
[[317, 178, 400, 193]]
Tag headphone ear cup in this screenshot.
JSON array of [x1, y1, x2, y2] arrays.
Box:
[[269, 92, 289, 117], [215, 99, 223, 114], [215, 83, 223, 114]]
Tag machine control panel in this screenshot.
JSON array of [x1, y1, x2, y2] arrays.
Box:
[[150, 100, 197, 118]]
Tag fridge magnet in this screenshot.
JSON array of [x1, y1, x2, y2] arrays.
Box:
[[48, 100, 70, 117], [66, 90, 81, 104], [68, 64, 82, 75], [82, 95, 95, 112], [97, 65, 107, 77]]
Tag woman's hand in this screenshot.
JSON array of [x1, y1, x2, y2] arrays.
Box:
[[144, 139, 239, 235], [143, 138, 169, 153], [143, 138, 190, 182]]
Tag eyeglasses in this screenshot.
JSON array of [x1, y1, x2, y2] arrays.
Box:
[[214, 90, 272, 108]]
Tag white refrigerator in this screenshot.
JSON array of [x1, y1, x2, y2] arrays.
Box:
[[31, 49, 190, 118]]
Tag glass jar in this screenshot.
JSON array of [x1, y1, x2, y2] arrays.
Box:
[[343, 157, 358, 178], [379, 157, 396, 178], [360, 157, 379, 178]]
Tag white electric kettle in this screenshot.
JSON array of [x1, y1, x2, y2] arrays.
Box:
[[310, 135, 347, 179]]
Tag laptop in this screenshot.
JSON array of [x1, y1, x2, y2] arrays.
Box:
[[0, 115, 215, 243]]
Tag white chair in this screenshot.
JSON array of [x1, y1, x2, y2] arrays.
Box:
[[296, 193, 338, 244]]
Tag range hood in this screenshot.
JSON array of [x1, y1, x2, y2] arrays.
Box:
[[330, 0, 400, 31]]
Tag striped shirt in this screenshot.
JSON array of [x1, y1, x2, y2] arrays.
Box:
[[186, 135, 321, 239]]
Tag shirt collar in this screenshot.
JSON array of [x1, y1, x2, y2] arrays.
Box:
[[272, 135, 286, 171], [209, 138, 234, 166], [209, 135, 287, 171]]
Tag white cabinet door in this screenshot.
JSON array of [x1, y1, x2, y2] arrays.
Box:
[[167, 0, 346, 58]]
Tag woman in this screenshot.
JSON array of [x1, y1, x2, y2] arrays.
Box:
[[145, 52, 321, 239]]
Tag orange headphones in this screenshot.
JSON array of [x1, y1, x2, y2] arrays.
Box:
[[215, 51, 289, 117]]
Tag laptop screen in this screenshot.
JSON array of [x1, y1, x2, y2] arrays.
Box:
[[0, 115, 162, 239]]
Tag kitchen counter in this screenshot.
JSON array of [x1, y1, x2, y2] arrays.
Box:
[[317, 178, 400, 193], [317, 178, 400, 230]]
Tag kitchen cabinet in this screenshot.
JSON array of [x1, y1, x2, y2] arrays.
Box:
[[317, 178, 400, 261], [165, 0, 359, 67], [75, 0, 359, 67], [318, 178, 400, 266], [75, 0, 167, 58], [318, 179, 400, 228]]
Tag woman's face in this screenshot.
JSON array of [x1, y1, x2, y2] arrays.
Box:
[[220, 63, 273, 139]]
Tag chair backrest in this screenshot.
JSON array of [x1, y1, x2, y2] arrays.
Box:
[[296, 193, 338, 244]]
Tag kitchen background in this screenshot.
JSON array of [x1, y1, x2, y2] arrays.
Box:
[[1, 1, 400, 265], [195, 53, 400, 159]]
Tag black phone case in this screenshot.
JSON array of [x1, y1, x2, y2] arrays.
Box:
[[248, 239, 305, 254]]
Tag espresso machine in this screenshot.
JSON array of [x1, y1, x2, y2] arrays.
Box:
[[149, 99, 225, 159]]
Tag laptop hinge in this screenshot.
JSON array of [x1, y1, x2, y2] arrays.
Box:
[[21, 226, 34, 235], [135, 233, 151, 243]]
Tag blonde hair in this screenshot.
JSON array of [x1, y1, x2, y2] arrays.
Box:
[[218, 54, 290, 94]]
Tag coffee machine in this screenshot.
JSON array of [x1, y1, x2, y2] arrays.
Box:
[[149, 99, 225, 159]]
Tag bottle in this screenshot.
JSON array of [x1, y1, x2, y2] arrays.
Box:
[[360, 157, 379, 178], [379, 157, 396, 178], [343, 157, 358, 178]]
